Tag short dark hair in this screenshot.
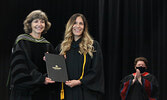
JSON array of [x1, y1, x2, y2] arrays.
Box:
[[134, 57, 148, 67]]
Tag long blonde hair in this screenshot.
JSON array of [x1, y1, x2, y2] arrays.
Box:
[[60, 13, 94, 58]]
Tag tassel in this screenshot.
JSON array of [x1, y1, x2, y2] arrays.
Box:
[[60, 82, 64, 100]]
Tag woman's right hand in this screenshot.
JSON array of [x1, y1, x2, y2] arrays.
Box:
[[44, 77, 55, 85], [43, 52, 49, 61]]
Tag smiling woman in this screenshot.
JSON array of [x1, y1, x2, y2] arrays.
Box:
[[55, 13, 104, 100], [30, 19, 45, 38], [9, 10, 60, 100], [72, 16, 84, 41]]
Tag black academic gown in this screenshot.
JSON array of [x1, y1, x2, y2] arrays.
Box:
[[9, 34, 60, 100], [120, 72, 159, 100], [55, 39, 104, 100]]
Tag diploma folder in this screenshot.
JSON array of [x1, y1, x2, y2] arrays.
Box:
[[45, 53, 68, 82]]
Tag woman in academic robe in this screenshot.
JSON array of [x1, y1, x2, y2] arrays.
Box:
[[120, 57, 159, 100], [55, 13, 105, 100], [9, 10, 60, 100]]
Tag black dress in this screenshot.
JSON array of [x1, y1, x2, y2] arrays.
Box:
[[55, 38, 104, 100], [9, 34, 60, 100], [120, 72, 159, 100]]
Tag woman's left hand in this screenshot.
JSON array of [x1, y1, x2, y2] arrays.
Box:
[[65, 80, 81, 88]]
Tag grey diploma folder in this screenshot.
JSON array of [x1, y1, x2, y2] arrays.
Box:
[[45, 53, 68, 82]]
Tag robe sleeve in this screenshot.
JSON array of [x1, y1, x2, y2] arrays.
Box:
[[143, 74, 159, 100], [55, 44, 61, 54], [10, 40, 46, 89], [120, 75, 133, 100], [47, 43, 56, 54], [80, 41, 105, 94]]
